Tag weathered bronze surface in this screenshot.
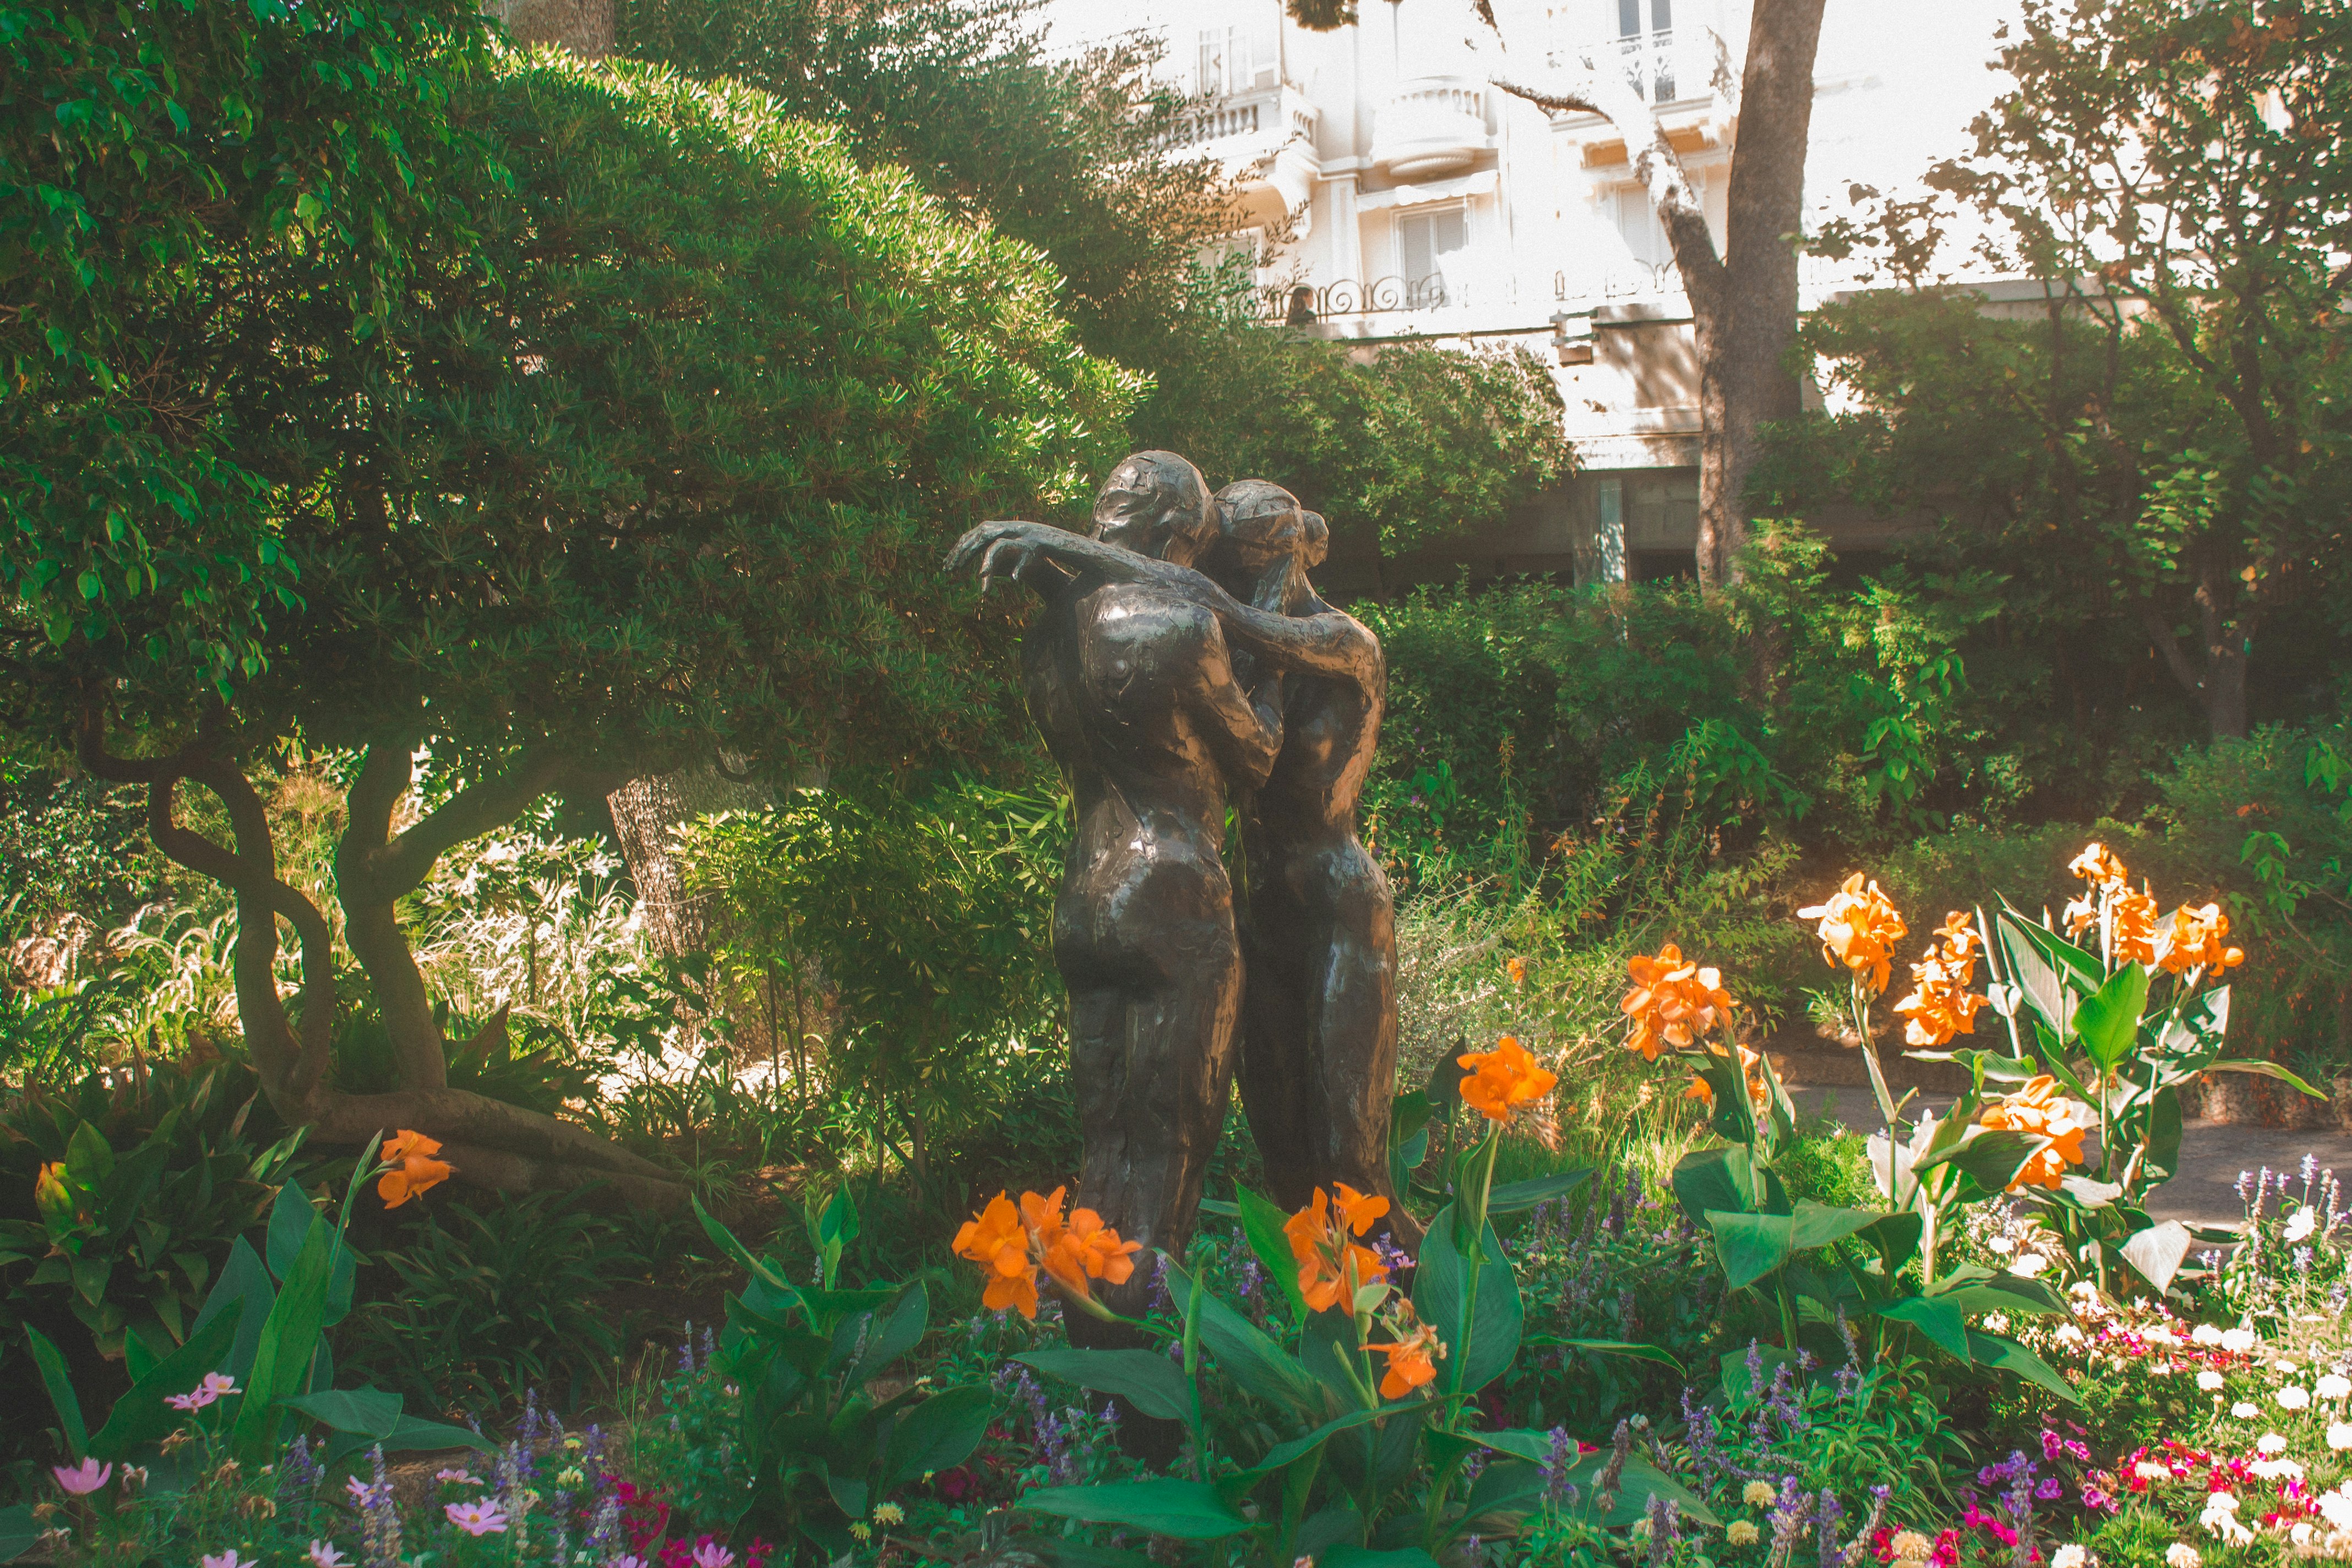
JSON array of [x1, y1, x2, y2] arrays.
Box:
[[950, 455, 1408, 1311]]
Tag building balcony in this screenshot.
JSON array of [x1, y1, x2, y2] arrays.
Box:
[[1370, 75, 1492, 181], [1163, 83, 1320, 211]]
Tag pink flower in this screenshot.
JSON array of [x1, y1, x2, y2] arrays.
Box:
[[434, 1469, 482, 1486], [52, 1460, 113, 1495], [346, 1477, 390, 1510], [445, 1500, 508, 1537], [307, 1543, 349, 1568], [690, 1542, 736, 1568], [165, 1373, 238, 1412], [202, 1554, 249, 1568]]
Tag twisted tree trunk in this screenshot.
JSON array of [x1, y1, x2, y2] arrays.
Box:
[[79, 711, 686, 1210]]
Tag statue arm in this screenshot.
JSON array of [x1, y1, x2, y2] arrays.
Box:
[[951, 521, 1375, 684], [1187, 620, 1283, 791]]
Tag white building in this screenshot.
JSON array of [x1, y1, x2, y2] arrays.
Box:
[[1046, 0, 2019, 589]]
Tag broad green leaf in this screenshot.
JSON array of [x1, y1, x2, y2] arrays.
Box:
[[1020, 1479, 1250, 1539], [694, 1196, 797, 1297], [824, 1467, 869, 1522], [1015, 1349, 1193, 1424], [192, 1237, 273, 1386], [230, 1208, 338, 1460], [1485, 1168, 1593, 1216], [0, 1503, 37, 1564], [1162, 1260, 1322, 1415], [1238, 1186, 1310, 1322], [373, 1413, 496, 1455], [24, 1326, 89, 1460], [2203, 1058, 2322, 1096], [1873, 1294, 1970, 1361], [2143, 1087, 2184, 1180], [1671, 1145, 1757, 1223], [89, 1307, 244, 1458], [2121, 1221, 2193, 1293], [1524, 1336, 1686, 1374], [878, 1383, 992, 1490], [1965, 1329, 2080, 1404], [1550, 1450, 1719, 1529], [1413, 1204, 1520, 1395], [2073, 963, 2150, 1072], [282, 1386, 402, 1438], [1321, 1550, 1443, 1568], [1856, 1213, 1923, 1277], [1197, 1197, 1241, 1218], [1914, 1127, 2041, 1195], [1457, 1456, 1546, 1530], [846, 1282, 928, 1389], [1246, 1404, 1390, 1478], [265, 1182, 314, 1282]]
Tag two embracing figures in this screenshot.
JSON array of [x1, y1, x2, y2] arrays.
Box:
[[953, 450, 1415, 1343]]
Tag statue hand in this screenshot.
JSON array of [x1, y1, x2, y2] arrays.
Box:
[[949, 520, 1049, 576]]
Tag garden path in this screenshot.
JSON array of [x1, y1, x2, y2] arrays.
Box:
[[1787, 1087, 2352, 1232]]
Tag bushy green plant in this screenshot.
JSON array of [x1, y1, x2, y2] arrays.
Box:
[[337, 1190, 649, 1415]]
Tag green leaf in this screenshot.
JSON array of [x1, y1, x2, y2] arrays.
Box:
[[193, 1237, 273, 1386], [1996, 909, 2100, 1037], [2121, 1221, 2193, 1293], [1162, 1260, 1321, 1415], [1238, 1186, 1310, 1323], [89, 1306, 243, 1458], [1670, 1144, 1786, 1222], [694, 1196, 797, 1298], [1246, 1404, 1390, 1478], [1015, 1349, 1193, 1424], [1321, 1550, 1443, 1568], [1020, 1479, 1250, 1539], [1705, 1202, 1876, 1291], [878, 1383, 992, 1490], [1197, 1197, 1241, 1218], [846, 1282, 928, 1389], [1550, 1450, 1720, 1529], [265, 1182, 313, 1282], [2202, 1058, 2322, 1096], [229, 1207, 339, 1461], [24, 1326, 90, 1460], [0, 1504, 36, 1563], [1412, 1203, 1520, 1395], [372, 1413, 496, 1455], [1914, 1126, 2041, 1195], [282, 1386, 402, 1438], [1965, 1329, 2080, 1404], [1872, 1294, 1971, 1361], [824, 1467, 869, 1523], [1523, 1337, 1685, 1374], [1856, 1213, 1923, 1277], [1485, 1168, 1593, 1216], [2073, 963, 2150, 1072]]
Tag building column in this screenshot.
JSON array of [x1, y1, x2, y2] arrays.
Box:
[[1327, 172, 1364, 284], [1574, 475, 1627, 586]]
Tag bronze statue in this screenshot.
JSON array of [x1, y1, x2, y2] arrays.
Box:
[[968, 452, 1285, 1330], [951, 458, 1411, 1294]]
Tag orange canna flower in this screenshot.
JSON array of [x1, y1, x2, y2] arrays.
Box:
[[1621, 944, 1738, 1061], [377, 1130, 453, 1209], [2068, 841, 2130, 889], [1362, 1307, 1445, 1399], [2159, 902, 2245, 976], [1457, 1036, 1559, 1125], [1892, 911, 1991, 1049], [2110, 884, 2160, 965], [954, 1188, 1139, 1320], [1977, 1076, 2090, 1191], [1285, 1187, 1389, 1313], [1506, 955, 1528, 987], [1797, 873, 1908, 995]]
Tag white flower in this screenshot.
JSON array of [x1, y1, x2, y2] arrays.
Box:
[[2328, 1422, 2352, 1450], [2222, 1327, 2259, 1354], [2249, 1457, 2305, 1480], [1983, 1313, 2011, 1333], [2192, 1325, 2224, 1347], [1990, 1235, 2016, 1255], [2198, 1370, 2226, 1391], [2051, 1546, 2088, 1568], [2233, 1402, 2261, 1418], [2260, 1433, 2290, 1455], [2284, 1206, 2318, 1243], [2291, 1522, 2316, 1548], [2201, 1491, 2253, 1546], [2008, 1253, 2048, 1277], [2318, 1374, 2351, 1400], [2055, 1324, 2086, 1347], [2166, 1546, 2202, 1568], [2135, 1461, 2171, 1482], [2277, 1359, 2301, 1374], [2280, 1385, 2313, 1410]]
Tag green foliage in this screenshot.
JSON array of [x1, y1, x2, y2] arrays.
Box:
[[337, 1190, 647, 1415], [0, 771, 166, 938], [0, 1063, 300, 1378], [1, 0, 494, 702], [678, 1195, 991, 1556]]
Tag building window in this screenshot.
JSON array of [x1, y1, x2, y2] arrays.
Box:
[[1614, 0, 1676, 101], [1196, 25, 1273, 97], [1397, 206, 1468, 303], [1613, 186, 1670, 273]]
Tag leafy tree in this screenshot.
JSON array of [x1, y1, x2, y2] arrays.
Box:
[[34, 41, 1131, 1200], [1806, 0, 2352, 740]]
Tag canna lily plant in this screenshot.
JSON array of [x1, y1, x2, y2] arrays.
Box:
[[1896, 842, 2321, 1297], [966, 1037, 1707, 1564], [1618, 934, 2077, 1405]]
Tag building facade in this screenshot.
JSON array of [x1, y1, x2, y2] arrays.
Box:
[[1047, 0, 2019, 590]]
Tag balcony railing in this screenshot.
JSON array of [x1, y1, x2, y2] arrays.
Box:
[[1547, 28, 1721, 107], [1369, 74, 1490, 179], [1162, 83, 1317, 152], [1256, 274, 1451, 324]]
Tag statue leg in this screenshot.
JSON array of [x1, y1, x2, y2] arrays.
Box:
[[1308, 848, 1418, 1250]]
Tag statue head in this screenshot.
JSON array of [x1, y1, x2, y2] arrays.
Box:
[[1093, 451, 1217, 565], [1213, 479, 1309, 579]]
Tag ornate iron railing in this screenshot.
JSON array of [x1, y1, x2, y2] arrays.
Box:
[[1258, 274, 1451, 323]]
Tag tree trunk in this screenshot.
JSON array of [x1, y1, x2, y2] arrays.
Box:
[[493, 0, 612, 57], [79, 717, 686, 1210], [1491, 0, 1827, 590], [1709, 0, 1827, 587], [606, 760, 769, 959]]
